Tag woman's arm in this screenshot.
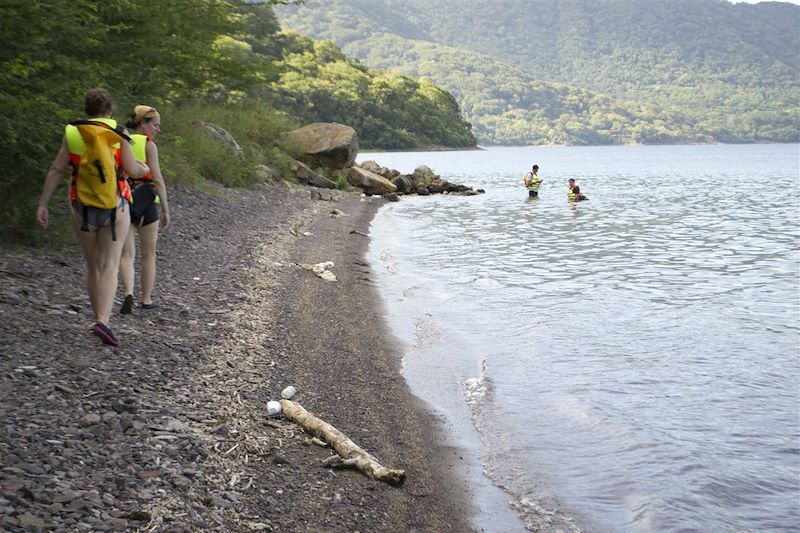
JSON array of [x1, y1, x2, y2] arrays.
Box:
[[36, 139, 70, 229], [145, 141, 170, 229]]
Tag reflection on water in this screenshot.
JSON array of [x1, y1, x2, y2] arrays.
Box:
[[367, 145, 800, 532]]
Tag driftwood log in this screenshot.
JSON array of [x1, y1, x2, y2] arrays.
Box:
[[279, 399, 406, 486]]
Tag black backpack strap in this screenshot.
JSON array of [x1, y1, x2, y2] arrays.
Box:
[[81, 205, 89, 232], [110, 207, 117, 241]]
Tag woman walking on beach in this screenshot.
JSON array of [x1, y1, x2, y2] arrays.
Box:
[[119, 105, 170, 313], [36, 88, 149, 346]]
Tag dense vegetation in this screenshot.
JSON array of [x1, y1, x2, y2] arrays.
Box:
[[276, 0, 800, 146], [0, 0, 474, 243], [270, 34, 475, 149]]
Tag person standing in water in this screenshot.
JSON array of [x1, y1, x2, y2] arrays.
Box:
[[568, 178, 587, 201], [523, 164, 542, 198], [119, 105, 170, 313]]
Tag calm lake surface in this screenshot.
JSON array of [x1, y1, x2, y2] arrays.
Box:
[[362, 145, 800, 532]]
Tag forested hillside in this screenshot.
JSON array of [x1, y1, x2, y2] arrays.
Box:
[[276, 0, 800, 145], [0, 0, 474, 243]]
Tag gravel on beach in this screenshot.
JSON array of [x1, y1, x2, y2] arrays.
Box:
[[0, 181, 474, 532]]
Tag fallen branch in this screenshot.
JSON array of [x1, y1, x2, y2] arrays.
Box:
[[279, 399, 405, 486]]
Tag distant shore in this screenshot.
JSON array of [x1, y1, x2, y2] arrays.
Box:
[[360, 144, 485, 153], [361, 140, 800, 154]]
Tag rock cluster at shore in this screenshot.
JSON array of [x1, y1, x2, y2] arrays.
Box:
[[356, 161, 483, 197], [280, 121, 483, 198]]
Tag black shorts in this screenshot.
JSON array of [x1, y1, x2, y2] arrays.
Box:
[[528, 190, 538, 197], [132, 201, 161, 227]]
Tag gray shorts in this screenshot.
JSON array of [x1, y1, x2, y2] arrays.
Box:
[[72, 199, 127, 232]]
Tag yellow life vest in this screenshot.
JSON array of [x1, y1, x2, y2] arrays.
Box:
[[128, 133, 159, 206], [128, 134, 154, 180], [567, 186, 577, 201], [524, 172, 541, 191], [130, 133, 148, 164]]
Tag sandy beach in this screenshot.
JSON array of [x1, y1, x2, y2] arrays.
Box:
[[0, 181, 474, 532]]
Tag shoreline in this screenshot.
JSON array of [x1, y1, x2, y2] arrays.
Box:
[[0, 181, 474, 531]]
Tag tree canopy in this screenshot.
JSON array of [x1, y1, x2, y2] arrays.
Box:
[[0, 0, 474, 242]]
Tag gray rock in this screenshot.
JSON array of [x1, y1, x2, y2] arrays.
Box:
[[109, 518, 127, 532], [18, 462, 45, 475], [111, 398, 138, 414], [205, 495, 232, 509], [17, 513, 46, 529], [79, 414, 101, 427], [0, 291, 22, 305], [283, 123, 358, 169], [391, 175, 414, 194], [196, 121, 242, 155], [171, 476, 192, 489], [359, 160, 382, 174], [288, 159, 337, 189], [52, 491, 81, 504], [347, 167, 397, 196], [413, 165, 435, 180]]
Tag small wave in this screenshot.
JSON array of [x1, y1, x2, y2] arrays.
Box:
[[377, 248, 397, 274], [412, 312, 442, 348], [464, 359, 491, 410], [462, 361, 576, 532], [509, 495, 583, 533]]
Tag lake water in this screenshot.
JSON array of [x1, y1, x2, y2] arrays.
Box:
[[362, 145, 800, 532]]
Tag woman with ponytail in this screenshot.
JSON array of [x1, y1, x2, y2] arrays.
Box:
[[119, 105, 170, 314]]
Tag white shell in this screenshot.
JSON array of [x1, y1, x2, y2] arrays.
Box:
[[267, 400, 282, 415]]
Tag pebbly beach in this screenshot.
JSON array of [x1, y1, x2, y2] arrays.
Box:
[[0, 181, 475, 532]]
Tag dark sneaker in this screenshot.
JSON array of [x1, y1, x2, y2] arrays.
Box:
[[141, 302, 159, 310], [92, 322, 120, 346], [120, 294, 134, 315]]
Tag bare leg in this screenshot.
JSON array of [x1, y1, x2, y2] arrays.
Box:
[[71, 205, 130, 324], [137, 221, 159, 305], [119, 223, 136, 298], [70, 210, 100, 315], [94, 207, 130, 324]]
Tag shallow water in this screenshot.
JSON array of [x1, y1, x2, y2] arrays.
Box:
[[365, 145, 800, 532]]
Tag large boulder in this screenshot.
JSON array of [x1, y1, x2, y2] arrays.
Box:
[[289, 159, 337, 189], [347, 167, 397, 195], [411, 165, 437, 190], [283, 123, 358, 169]]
